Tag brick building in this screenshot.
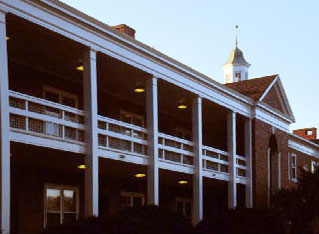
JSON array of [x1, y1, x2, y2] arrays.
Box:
[[0, 0, 318, 233]]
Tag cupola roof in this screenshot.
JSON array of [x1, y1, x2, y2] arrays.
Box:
[[223, 46, 251, 67]]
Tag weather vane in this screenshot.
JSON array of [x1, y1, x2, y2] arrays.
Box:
[[235, 25, 238, 47]]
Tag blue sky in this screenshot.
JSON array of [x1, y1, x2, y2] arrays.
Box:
[[60, 0, 319, 131]]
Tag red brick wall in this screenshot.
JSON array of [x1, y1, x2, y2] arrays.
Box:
[[252, 119, 289, 207], [252, 119, 319, 206], [293, 128, 317, 141], [263, 87, 284, 113]]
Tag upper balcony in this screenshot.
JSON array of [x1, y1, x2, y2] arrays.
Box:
[[6, 14, 248, 184]]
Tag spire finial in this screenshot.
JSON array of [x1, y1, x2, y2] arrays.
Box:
[[235, 25, 238, 47]]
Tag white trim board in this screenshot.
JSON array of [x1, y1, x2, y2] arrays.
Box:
[[288, 138, 319, 158]]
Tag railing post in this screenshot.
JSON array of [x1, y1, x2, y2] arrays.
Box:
[[227, 111, 237, 209], [192, 96, 203, 224], [83, 49, 99, 217], [245, 118, 253, 208], [0, 10, 10, 234], [147, 77, 159, 205]]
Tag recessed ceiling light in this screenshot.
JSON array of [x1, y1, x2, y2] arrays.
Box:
[[77, 164, 85, 169], [76, 63, 84, 71], [178, 180, 188, 184], [135, 173, 146, 178], [134, 85, 145, 93], [177, 103, 187, 109]]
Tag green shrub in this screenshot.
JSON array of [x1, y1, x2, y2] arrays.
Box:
[[196, 207, 287, 234]]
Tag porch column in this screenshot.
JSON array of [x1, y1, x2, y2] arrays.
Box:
[[83, 49, 99, 217], [245, 118, 253, 208], [192, 96, 203, 224], [147, 77, 159, 205], [227, 111, 237, 209], [0, 10, 10, 234]]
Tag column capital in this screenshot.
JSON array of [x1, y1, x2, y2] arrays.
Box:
[[83, 48, 97, 61]]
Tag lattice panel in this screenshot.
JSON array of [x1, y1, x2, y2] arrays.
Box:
[[183, 155, 193, 165], [10, 114, 26, 130], [108, 137, 131, 152], [29, 118, 44, 133], [165, 151, 181, 163], [164, 139, 181, 149], [28, 102, 44, 114], [237, 168, 246, 177], [206, 161, 218, 171], [98, 134, 107, 146], [9, 97, 25, 109]]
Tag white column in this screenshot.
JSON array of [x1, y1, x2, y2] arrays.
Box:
[[227, 111, 237, 209], [192, 96, 203, 224], [245, 118, 253, 208], [83, 49, 99, 217], [147, 77, 159, 205], [0, 11, 10, 234]]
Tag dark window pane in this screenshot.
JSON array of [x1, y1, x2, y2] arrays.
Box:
[[47, 213, 60, 227], [176, 202, 183, 215], [63, 190, 76, 212], [62, 96, 76, 108], [45, 92, 59, 103], [132, 197, 142, 207], [185, 202, 192, 217], [63, 213, 77, 224], [47, 189, 61, 212]]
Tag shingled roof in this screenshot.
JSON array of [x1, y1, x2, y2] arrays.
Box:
[[224, 75, 277, 101]]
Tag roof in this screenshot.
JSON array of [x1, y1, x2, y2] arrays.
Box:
[[225, 75, 277, 101], [223, 46, 250, 67]]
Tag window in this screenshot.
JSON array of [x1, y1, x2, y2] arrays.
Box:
[[175, 127, 191, 141], [311, 161, 319, 173], [44, 185, 79, 228], [289, 153, 297, 181], [43, 86, 78, 109], [120, 110, 144, 127], [119, 192, 145, 210], [306, 130, 313, 136], [235, 72, 241, 82], [174, 197, 192, 218]]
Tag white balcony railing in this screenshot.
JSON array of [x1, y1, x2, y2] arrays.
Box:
[[9, 91, 85, 144], [8, 91, 248, 181], [236, 155, 247, 178], [158, 133, 194, 166], [202, 145, 229, 174], [97, 116, 148, 156]]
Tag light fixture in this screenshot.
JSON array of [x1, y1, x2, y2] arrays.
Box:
[[76, 62, 84, 71], [135, 173, 146, 178], [177, 102, 187, 109], [178, 180, 188, 184], [77, 164, 85, 169], [6, 36, 10, 41], [134, 85, 145, 93]]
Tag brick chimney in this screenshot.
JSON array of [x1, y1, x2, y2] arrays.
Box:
[[112, 24, 135, 38], [293, 127, 317, 141]]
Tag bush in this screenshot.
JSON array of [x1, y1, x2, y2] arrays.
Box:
[[112, 205, 192, 233], [44, 206, 192, 233], [44, 216, 104, 234], [196, 207, 287, 234]]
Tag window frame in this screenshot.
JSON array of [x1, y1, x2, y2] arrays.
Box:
[[175, 127, 191, 141], [44, 184, 79, 228], [120, 110, 145, 128], [289, 153, 297, 182], [119, 191, 145, 210], [311, 160, 319, 173], [174, 197, 192, 218], [43, 85, 79, 109]]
